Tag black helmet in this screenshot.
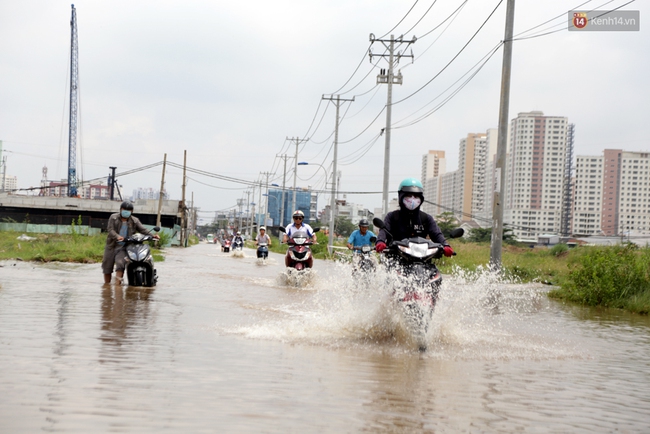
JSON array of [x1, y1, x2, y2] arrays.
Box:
[[358, 218, 369, 227], [120, 200, 134, 211]]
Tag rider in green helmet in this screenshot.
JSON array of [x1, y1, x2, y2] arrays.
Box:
[[375, 178, 454, 257]]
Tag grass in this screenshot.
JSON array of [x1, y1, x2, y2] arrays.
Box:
[[6, 228, 649, 315], [0, 231, 165, 264]]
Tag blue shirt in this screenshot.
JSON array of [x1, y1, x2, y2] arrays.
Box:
[[348, 229, 376, 248]]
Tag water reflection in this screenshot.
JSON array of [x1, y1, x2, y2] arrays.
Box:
[[99, 284, 156, 358]]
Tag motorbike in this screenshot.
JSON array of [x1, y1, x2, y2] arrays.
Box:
[[221, 239, 231, 252], [256, 242, 269, 260], [278, 226, 320, 271], [373, 217, 463, 351], [124, 227, 160, 287], [351, 236, 377, 275], [232, 238, 244, 251]]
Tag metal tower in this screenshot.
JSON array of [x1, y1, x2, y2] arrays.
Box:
[[67, 4, 79, 197], [561, 123, 575, 237]]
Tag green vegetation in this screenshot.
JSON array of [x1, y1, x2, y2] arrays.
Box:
[[548, 244, 650, 315], [0, 231, 165, 264], [5, 220, 650, 314]]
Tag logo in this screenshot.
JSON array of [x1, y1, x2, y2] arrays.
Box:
[[572, 12, 588, 29]]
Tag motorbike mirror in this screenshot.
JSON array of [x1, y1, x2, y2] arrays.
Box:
[[372, 217, 385, 229], [449, 228, 464, 239], [313, 227, 320, 233], [153, 226, 161, 232], [370, 236, 377, 243], [278, 227, 286, 233]]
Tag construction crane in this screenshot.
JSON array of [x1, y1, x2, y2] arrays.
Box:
[[67, 4, 79, 197]]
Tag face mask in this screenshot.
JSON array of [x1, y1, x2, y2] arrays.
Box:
[[121, 210, 132, 218], [403, 196, 421, 211]]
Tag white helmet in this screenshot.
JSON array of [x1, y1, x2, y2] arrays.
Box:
[[260, 226, 266, 231], [236, 231, 241, 235]]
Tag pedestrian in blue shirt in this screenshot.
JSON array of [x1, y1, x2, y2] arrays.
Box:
[[347, 218, 376, 252]]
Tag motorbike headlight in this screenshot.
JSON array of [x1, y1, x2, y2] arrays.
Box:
[[362, 245, 371, 253], [127, 250, 138, 261], [407, 242, 429, 258], [293, 237, 306, 245]]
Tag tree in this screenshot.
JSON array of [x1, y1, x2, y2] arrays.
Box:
[[334, 216, 356, 237], [435, 211, 460, 238], [467, 227, 516, 243]]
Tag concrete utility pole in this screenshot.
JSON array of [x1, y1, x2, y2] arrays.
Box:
[[257, 178, 263, 231], [260, 171, 273, 226], [245, 189, 251, 236], [287, 137, 309, 215], [322, 94, 354, 254], [237, 198, 244, 231], [280, 154, 288, 227], [181, 150, 187, 247], [489, 0, 516, 269], [156, 153, 167, 227], [369, 33, 415, 216]]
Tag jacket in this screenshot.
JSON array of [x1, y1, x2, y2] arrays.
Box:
[[105, 213, 151, 249]]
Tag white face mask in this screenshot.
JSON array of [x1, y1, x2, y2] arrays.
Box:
[[403, 196, 421, 210]]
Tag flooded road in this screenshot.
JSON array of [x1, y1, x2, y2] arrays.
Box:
[[1, 243, 649, 432]]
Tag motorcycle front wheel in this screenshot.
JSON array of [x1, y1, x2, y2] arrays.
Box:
[[134, 269, 145, 286]]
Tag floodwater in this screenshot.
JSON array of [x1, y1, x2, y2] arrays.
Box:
[[1, 243, 649, 432]]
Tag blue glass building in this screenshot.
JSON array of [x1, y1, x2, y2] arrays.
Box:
[[267, 188, 312, 227]]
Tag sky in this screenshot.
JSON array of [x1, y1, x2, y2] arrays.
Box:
[[0, 0, 647, 224]]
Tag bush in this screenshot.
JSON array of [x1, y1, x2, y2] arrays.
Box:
[[549, 244, 650, 309], [549, 243, 569, 257]]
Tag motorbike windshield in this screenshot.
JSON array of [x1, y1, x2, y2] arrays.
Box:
[[291, 230, 309, 245]]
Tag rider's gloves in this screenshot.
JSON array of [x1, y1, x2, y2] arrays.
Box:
[[375, 241, 387, 253], [443, 245, 454, 257]]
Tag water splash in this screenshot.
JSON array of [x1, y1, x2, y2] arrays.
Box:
[[229, 263, 577, 359]]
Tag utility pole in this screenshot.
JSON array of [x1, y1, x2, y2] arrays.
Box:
[[280, 154, 288, 227], [260, 171, 273, 226], [490, 0, 516, 269], [0, 156, 6, 192], [237, 198, 244, 231], [322, 94, 354, 254], [245, 189, 251, 236], [369, 33, 415, 215], [181, 150, 187, 247], [156, 153, 167, 227], [190, 192, 194, 237], [109, 166, 117, 200], [257, 179, 263, 230], [287, 137, 309, 214]]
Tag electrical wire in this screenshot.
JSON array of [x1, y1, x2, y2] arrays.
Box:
[[393, 42, 503, 129], [392, 0, 505, 106], [378, 0, 420, 39], [402, 0, 438, 36]]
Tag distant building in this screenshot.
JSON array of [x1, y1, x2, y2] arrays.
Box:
[[504, 111, 570, 238], [1, 175, 17, 192], [321, 198, 372, 225], [132, 187, 169, 201], [267, 188, 312, 226], [572, 150, 650, 237]]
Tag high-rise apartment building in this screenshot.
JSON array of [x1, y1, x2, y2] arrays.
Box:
[[504, 111, 569, 238], [421, 150, 446, 181], [573, 150, 650, 236], [421, 150, 446, 216]]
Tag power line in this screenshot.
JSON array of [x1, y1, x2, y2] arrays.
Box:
[[392, 0, 505, 106]]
